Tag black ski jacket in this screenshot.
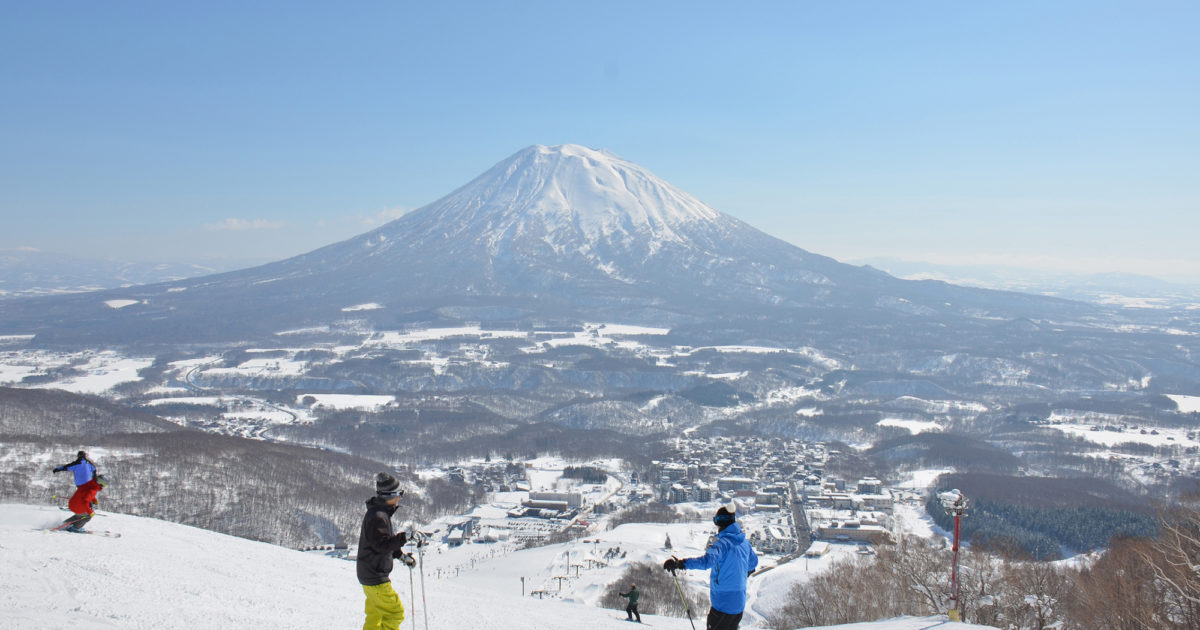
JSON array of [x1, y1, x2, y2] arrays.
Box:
[[356, 497, 408, 586]]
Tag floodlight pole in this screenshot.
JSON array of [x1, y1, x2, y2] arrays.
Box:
[[942, 490, 969, 622]]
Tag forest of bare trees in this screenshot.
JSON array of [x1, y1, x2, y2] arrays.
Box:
[[767, 504, 1200, 630]]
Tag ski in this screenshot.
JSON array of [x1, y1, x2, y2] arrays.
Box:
[[43, 528, 121, 538], [65, 530, 121, 538], [613, 617, 649, 625]]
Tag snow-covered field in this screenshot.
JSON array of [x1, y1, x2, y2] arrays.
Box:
[[2, 504, 996, 630], [877, 418, 944, 434], [1167, 394, 1200, 414], [895, 469, 954, 491], [296, 393, 396, 410], [0, 350, 154, 394], [1052, 422, 1198, 448], [0, 321, 834, 398], [33, 354, 154, 395]]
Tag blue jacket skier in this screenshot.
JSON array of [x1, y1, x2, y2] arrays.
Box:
[[664, 502, 758, 630], [53, 450, 96, 486], [53, 450, 102, 530]]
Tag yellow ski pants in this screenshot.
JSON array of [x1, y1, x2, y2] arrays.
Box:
[[362, 581, 406, 630]]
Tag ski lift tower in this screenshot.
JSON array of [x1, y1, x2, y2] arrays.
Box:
[[939, 489, 969, 622]]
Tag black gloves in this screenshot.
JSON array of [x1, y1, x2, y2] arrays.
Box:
[[398, 552, 417, 568], [396, 532, 407, 546], [663, 558, 684, 573], [53, 466, 65, 473]]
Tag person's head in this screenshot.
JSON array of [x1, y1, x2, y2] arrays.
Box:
[[375, 472, 403, 505], [77, 450, 88, 460], [713, 501, 737, 531], [631, 583, 637, 589]]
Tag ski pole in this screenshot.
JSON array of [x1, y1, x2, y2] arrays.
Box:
[[670, 569, 696, 630], [408, 561, 417, 628], [418, 536, 430, 630]]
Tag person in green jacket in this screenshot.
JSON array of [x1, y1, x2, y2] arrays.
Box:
[[620, 583, 642, 622]]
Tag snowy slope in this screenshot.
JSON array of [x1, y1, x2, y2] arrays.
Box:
[[400, 144, 725, 250], [3, 504, 998, 630]]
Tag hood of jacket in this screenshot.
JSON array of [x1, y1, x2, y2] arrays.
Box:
[[365, 495, 399, 515], [718, 521, 746, 543]]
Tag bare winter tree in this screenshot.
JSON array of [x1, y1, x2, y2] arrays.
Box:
[[959, 544, 1005, 627], [599, 562, 706, 619], [876, 535, 952, 615], [1002, 560, 1074, 630], [1068, 536, 1163, 630], [1140, 506, 1200, 629]]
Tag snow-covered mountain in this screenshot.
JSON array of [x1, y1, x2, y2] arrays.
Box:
[[2, 143, 1096, 345], [2, 504, 998, 630], [385, 143, 727, 256]]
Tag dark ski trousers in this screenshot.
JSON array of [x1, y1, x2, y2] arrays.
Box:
[[626, 603, 641, 622], [706, 608, 742, 630], [61, 512, 93, 531]]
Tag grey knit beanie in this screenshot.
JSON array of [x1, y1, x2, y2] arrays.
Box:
[[375, 472, 402, 496]]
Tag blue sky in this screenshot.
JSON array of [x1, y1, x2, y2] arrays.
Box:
[[3, 2, 1198, 281]]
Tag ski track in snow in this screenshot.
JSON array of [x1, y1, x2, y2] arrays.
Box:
[[2, 504, 999, 630]]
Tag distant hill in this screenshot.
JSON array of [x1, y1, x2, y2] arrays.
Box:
[[868, 433, 1024, 471], [0, 248, 262, 299], [0, 388, 469, 547], [0, 386, 179, 436]]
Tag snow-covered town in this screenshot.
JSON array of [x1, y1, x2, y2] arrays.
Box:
[[337, 438, 937, 613]]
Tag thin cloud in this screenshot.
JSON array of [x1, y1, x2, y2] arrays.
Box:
[[362, 207, 411, 226], [204, 218, 287, 231]]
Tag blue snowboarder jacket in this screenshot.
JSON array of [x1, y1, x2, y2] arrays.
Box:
[[55, 457, 96, 486], [682, 521, 759, 615]]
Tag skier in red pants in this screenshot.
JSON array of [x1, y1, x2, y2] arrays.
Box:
[[60, 474, 106, 531]]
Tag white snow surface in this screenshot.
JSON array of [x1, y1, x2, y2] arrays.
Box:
[[26, 352, 154, 394], [877, 418, 945, 434], [297, 393, 396, 410], [895, 469, 955, 490], [3, 504, 998, 630], [1167, 394, 1200, 414], [424, 144, 722, 249], [342, 302, 384, 311], [1053, 422, 1198, 447]]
